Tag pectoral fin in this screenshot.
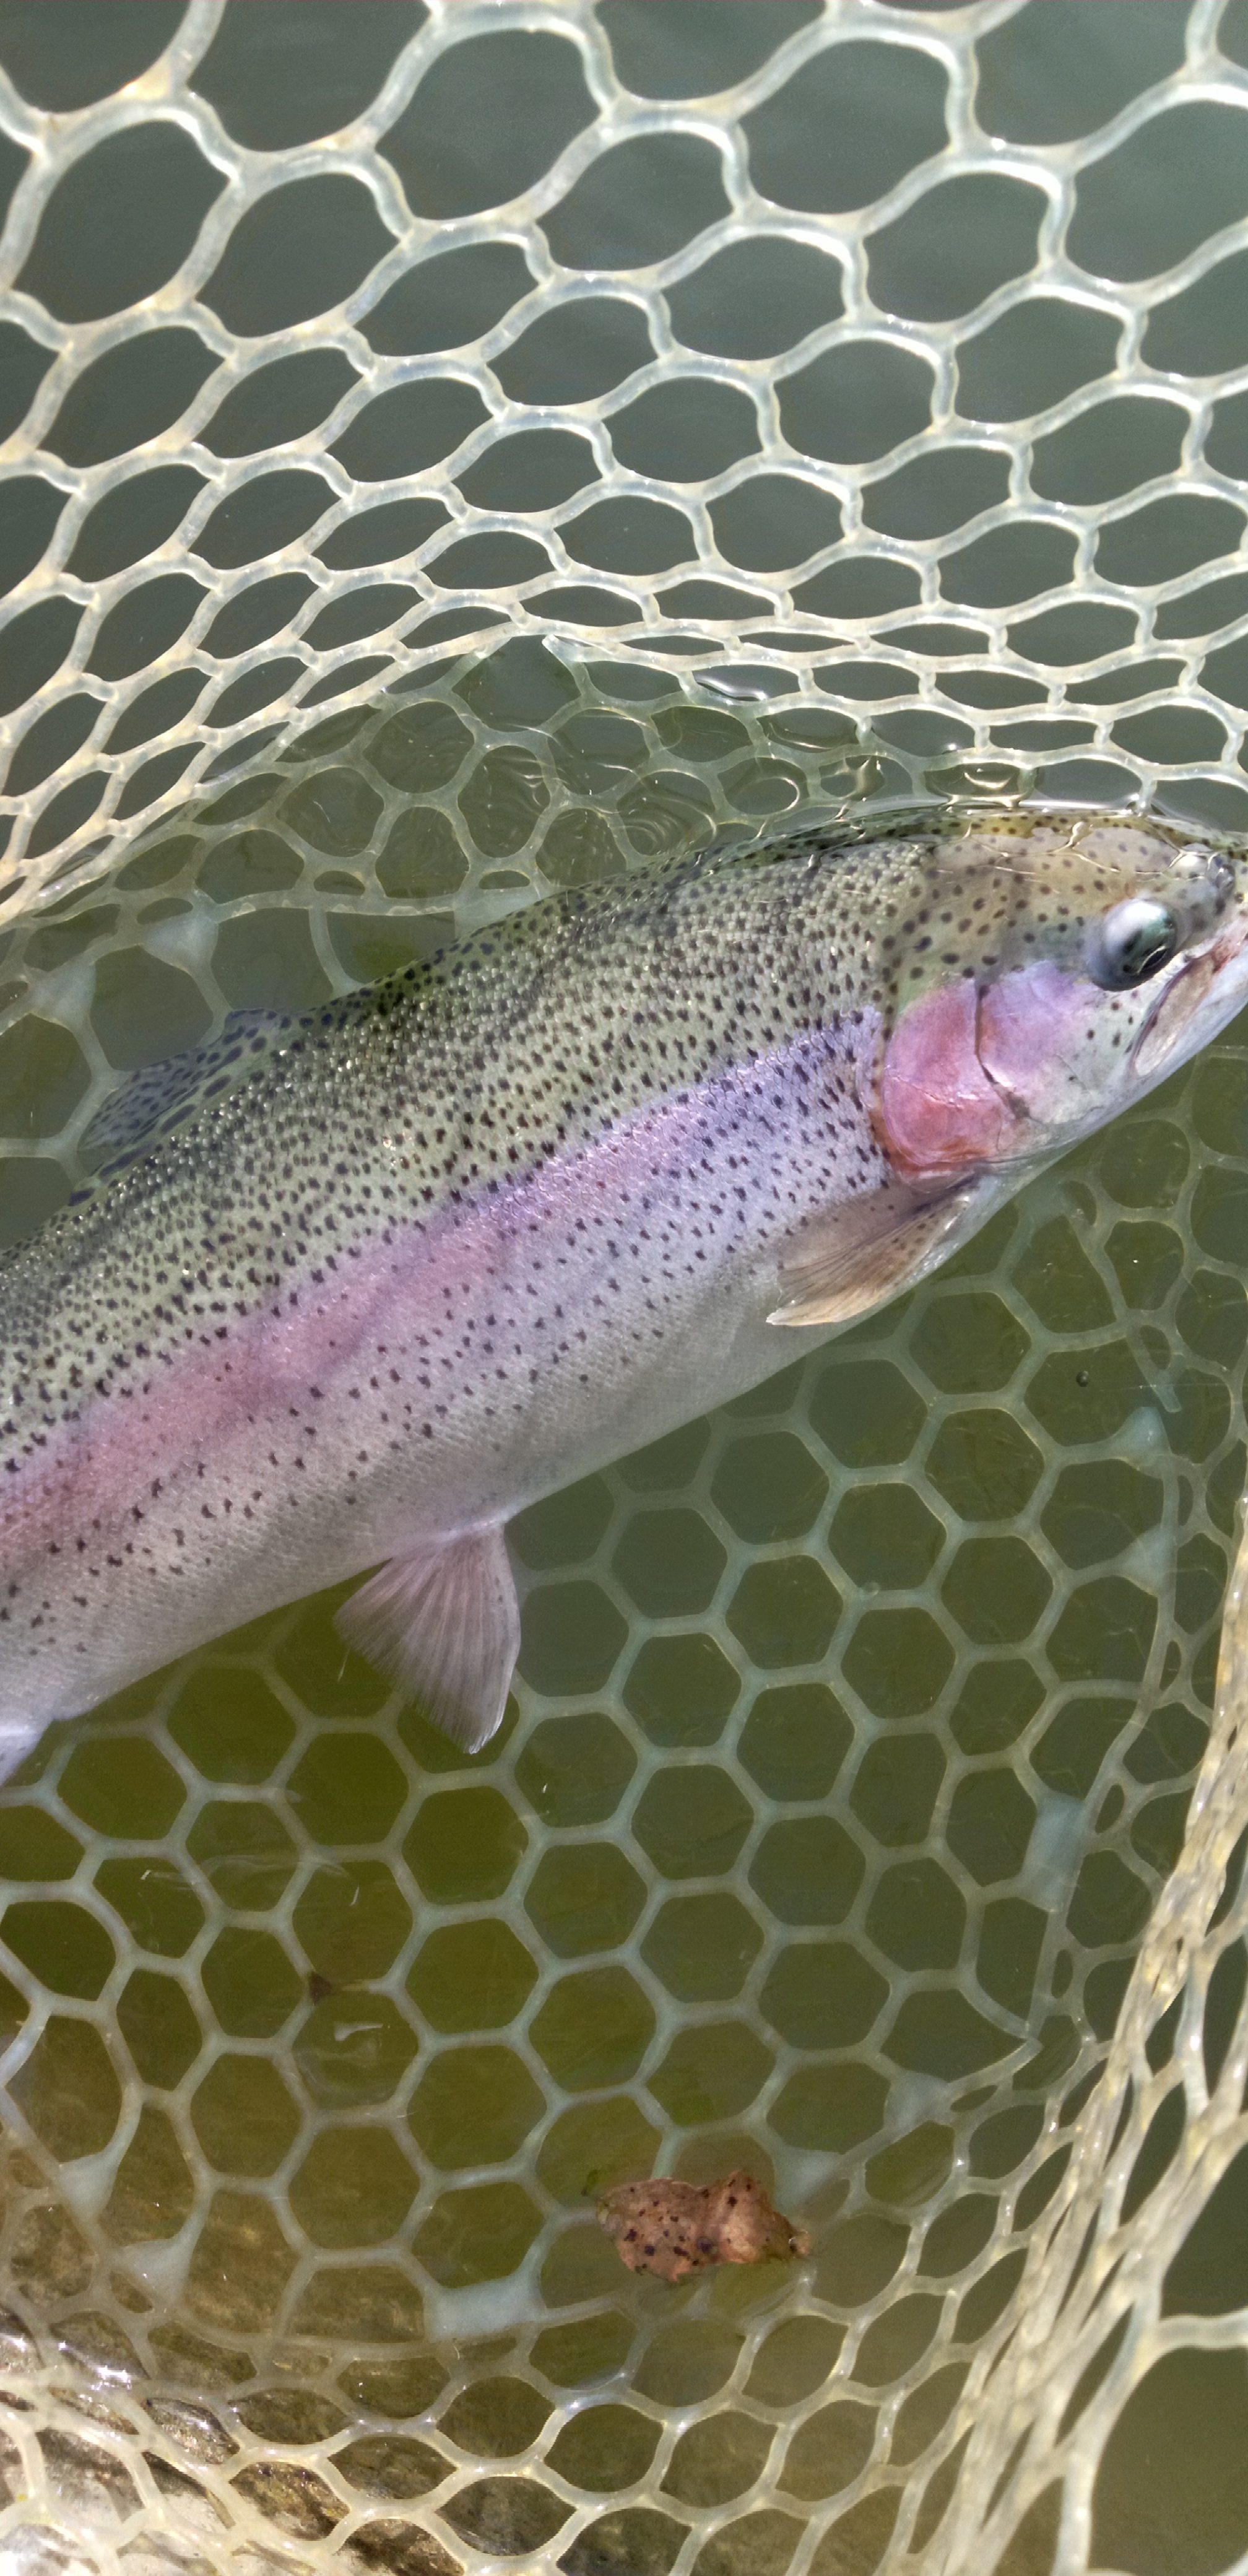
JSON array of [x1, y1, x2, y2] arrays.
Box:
[[769, 1178, 980, 1328], [336, 1524, 521, 1751]]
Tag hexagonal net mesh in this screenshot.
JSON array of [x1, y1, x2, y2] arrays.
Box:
[[2, 4, 1248, 2574]]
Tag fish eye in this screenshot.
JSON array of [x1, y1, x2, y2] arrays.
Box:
[[1085, 896, 1179, 991]]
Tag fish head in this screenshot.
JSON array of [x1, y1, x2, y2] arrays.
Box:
[[873, 809, 1248, 1186]]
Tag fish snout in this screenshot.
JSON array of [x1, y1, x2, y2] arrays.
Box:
[[1132, 910, 1248, 1081]]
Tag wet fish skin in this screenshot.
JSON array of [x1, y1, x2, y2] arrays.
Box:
[[0, 804, 1244, 1766]]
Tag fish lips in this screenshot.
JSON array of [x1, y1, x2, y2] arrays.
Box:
[[1132, 916, 1248, 1084]]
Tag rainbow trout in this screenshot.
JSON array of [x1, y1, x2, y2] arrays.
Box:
[[0, 804, 1245, 1773]]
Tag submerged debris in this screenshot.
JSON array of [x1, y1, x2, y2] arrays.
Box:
[[597, 2169, 809, 2283]]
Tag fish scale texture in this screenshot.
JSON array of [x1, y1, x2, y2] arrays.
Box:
[[0, 5, 1247, 2575]]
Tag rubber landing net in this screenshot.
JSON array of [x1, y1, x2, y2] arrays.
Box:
[[1, 6, 1248, 2573]]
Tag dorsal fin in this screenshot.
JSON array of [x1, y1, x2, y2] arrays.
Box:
[[77, 1007, 294, 1181]]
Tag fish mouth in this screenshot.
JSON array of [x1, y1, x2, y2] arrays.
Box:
[[1132, 915, 1248, 1082]]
